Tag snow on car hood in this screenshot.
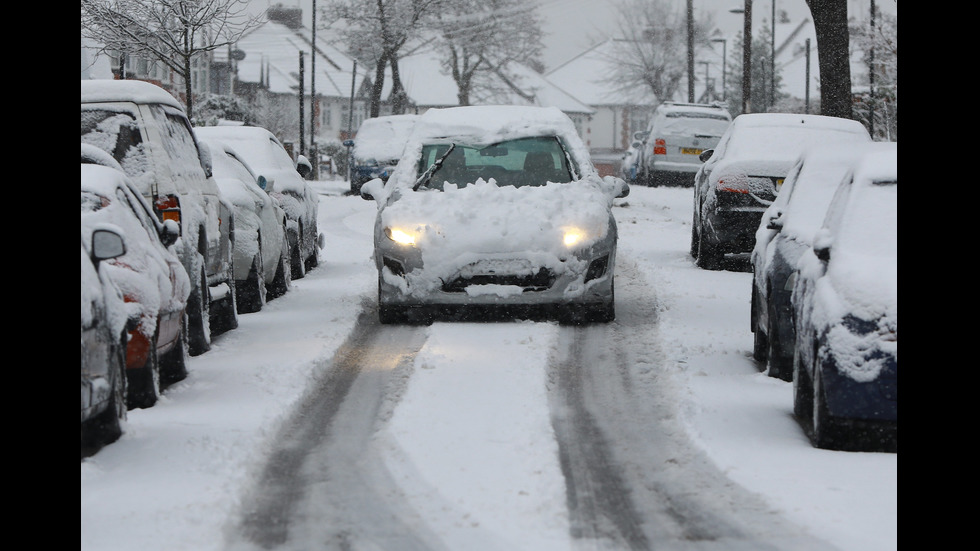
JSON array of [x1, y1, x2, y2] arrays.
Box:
[[380, 179, 612, 288]]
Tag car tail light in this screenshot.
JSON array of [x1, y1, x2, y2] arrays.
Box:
[[653, 138, 666, 155], [154, 193, 181, 226]]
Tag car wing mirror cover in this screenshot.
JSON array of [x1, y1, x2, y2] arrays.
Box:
[[766, 209, 784, 230], [699, 149, 714, 162], [813, 228, 833, 261], [601, 175, 630, 199], [360, 177, 385, 204], [296, 154, 313, 178], [160, 219, 180, 248]]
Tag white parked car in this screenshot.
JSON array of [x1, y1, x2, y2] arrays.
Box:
[[791, 146, 898, 452], [360, 105, 629, 324], [639, 101, 731, 187], [199, 139, 292, 313], [194, 125, 323, 280], [81, 79, 237, 355]]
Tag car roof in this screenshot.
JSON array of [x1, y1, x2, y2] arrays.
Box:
[[412, 105, 580, 144], [656, 102, 730, 118], [80, 79, 184, 110], [731, 113, 867, 132]]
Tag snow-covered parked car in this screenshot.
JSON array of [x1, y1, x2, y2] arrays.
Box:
[[345, 114, 419, 194], [198, 139, 292, 313], [360, 105, 630, 324], [81, 227, 130, 453], [750, 141, 897, 381], [639, 101, 731, 187], [790, 146, 897, 452], [194, 125, 323, 280], [81, 79, 237, 355], [81, 154, 192, 409], [691, 113, 871, 270]]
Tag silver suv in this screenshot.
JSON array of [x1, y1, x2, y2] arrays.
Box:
[[639, 102, 732, 187], [81, 79, 237, 355]]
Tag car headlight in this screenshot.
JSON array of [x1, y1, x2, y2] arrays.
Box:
[[563, 227, 586, 248], [384, 226, 416, 246]]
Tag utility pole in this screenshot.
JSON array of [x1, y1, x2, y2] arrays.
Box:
[[869, 0, 876, 137], [687, 0, 695, 103], [804, 38, 811, 114], [742, 0, 752, 114], [770, 0, 775, 111], [310, 0, 317, 166], [299, 51, 305, 157]]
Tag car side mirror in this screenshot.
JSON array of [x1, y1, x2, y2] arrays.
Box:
[[360, 177, 384, 203], [296, 154, 313, 178], [601, 175, 630, 199], [90, 228, 126, 262], [813, 228, 833, 262], [160, 219, 180, 248], [257, 175, 275, 192], [766, 209, 784, 231], [699, 149, 714, 163], [343, 139, 355, 148]]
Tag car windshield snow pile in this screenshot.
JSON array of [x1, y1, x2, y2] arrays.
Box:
[[414, 137, 573, 191]]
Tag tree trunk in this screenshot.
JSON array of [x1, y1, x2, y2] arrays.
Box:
[[370, 52, 388, 118], [183, 55, 194, 121], [805, 0, 853, 119], [388, 52, 408, 114]]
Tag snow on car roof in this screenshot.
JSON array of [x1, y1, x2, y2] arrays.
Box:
[[80, 79, 184, 110], [353, 114, 420, 161]]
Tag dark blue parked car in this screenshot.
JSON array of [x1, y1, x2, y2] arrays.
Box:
[[346, 114, 418, 194]]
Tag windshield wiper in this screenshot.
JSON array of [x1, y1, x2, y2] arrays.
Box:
[[413, 143, 456, 191]]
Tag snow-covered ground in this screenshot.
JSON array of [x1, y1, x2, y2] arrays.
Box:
[[80, 178, 896, 551]]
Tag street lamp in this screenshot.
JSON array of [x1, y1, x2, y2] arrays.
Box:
[[710, 37, 727, 101], [730, 2, 751, 114]]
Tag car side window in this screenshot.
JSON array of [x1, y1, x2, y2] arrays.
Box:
[[148, 105, 207, 182], [81, 108, 149, 184]]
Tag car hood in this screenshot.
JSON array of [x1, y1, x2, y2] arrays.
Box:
[[379, 179, 613, 271]]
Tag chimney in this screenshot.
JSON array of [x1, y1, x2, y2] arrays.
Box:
[[267, 4, 303, 29]]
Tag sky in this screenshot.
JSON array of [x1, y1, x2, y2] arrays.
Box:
[[248, 0, 897, 71], [80, 173, 896, 551]]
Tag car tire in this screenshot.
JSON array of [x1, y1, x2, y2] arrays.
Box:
[[81, 330, 127, 453], [305, 226, 319, 271], [267, 233, 292, 300], [160, 313, 189, 386], [695, 226, 722, 270], [792, 340, 813, 425], [690, 212, 699, 259], [127, 329, 161, 409], [187, 263, 211, 356], [766, 299, 792, 382], [811, 359, 846, 450], [237, 248, 266, 314], [211, 268, 240, 335], [751, 285, 768, 364], [290, 225, 307, 280], [378, 276, 409, 324]]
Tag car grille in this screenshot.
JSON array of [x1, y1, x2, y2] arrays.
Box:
[[442, 267, 557, 293]]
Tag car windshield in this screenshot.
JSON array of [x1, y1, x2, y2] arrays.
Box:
[[415, 137, 572, 191]]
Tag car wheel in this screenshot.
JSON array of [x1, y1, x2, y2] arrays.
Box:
[[81, 331, 127, 452], [792, 339, 813, 425], [690, 212, 699, 258], [290, 225, 307, 280], [378, 276, 408, 324], [127, 329, 161, 409], [751, 284, 767, 363], [766, 299, 792, 382], [695, 226, 722, 270], [811, 359, 845, 450], [187, 263, 211, 357], [237, 249, 266, 314], [305, 226, 319, 271], [160, 313, 189, 386], [267, 233, 292, 300], [588, 277, 616, 323], [211, 268, 240, 335]]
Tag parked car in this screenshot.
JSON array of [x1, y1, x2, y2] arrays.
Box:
[[81, 227, 130, 453], [198, 139, 292, 313], [691, 113, 871, 270], [194, 125, 323, 280], [790, 146, 897, 452], [750, 141, 896, 381], [360, 105, 629, 325], [81, 157, 192, 409], [345, 114, 419, 194], [81, 79, 237, 355], [619, 130, 648, 184], [638, 102, 731, 187]]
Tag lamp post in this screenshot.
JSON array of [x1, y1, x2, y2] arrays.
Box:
[[711, 38, 727, 101], [770, 0, 776, 111], [730, 2, 751, 114]]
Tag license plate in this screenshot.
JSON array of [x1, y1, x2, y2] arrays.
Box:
[[681, 147, 703, 155]]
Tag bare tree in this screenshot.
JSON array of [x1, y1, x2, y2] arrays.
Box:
[[321, 0, 443, 117], [804, 0, 852, 119], [430, 0, 543, 106], [850, 10, 897, 140], [604, 0, 715, 105], [81, 0, 262, 120]]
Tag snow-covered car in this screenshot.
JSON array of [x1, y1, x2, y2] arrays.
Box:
[[790, 146, 897, 452], [691, 113, 871, 270], [750, 141, 896, 381], [360, 105, 630, 324], [619, 130, 648, 184], [345, 114, 419, 194], [194, 125, 323, 280], [81, 227, 130, 453], [81, 158, 192, 409], [198, 139, 292, 313], [639, 102, 731, 187], [81, 79, 237, 355]]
